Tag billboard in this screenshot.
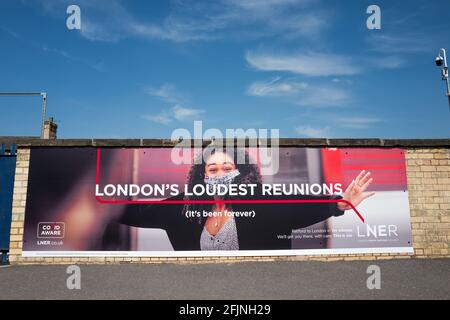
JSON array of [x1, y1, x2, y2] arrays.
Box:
[[22, 147, 413, 257]]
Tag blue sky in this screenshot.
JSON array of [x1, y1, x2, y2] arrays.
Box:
[[0, 0, 449, 138]]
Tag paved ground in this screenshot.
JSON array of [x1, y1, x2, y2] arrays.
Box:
[[0, 259, 449, 300]]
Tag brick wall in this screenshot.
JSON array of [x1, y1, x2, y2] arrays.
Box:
[[405, 148, 450, 257], [8, 147, 29, 263], [7, 147, 450, 264]]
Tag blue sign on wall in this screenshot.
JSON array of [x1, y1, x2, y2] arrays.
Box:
[[0, 155, 16, 251]]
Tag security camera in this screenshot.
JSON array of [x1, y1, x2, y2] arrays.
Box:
[[436, 55, 444, 67]]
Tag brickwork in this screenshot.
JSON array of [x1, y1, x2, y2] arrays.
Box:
[[405, 148, 450, 257], [6, 147, 450, 264], [8, 147, 29, 264]]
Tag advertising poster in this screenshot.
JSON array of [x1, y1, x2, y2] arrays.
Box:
[[22, 146, 413, 257]]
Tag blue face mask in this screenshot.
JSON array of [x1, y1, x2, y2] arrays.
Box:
[[204, 169, 240, 186]]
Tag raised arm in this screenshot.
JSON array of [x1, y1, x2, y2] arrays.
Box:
[[257, 170, 375, 230]]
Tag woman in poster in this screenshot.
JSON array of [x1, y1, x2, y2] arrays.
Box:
[[118, 146, 375, 251]]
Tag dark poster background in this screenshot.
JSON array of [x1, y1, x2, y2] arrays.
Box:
[[22, 147, 411, 254]]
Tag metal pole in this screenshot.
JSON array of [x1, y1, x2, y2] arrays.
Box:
[[446, 73, 450, 107], [439, 49, 450, 108], [41, 93, 47, 138], [0, 92, 47, 137]]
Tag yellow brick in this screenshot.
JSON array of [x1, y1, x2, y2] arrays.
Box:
[[15, 161, 29, 167], [12, 200, 21, 207], [423, 178, 438, 185], [11, 207, 25, 214], [434, 153, 450, 159], [9, 248, 22, 255], [10, 235, 23, 242], [423, 204, 440, 210], [14, 167, 23, 174], [16, 152, 30, 161], [417, 154, 434, 159], [423, 191, 439, 197]]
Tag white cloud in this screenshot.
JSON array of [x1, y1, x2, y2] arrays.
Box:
[[227, 0, 308, 9], [247, 77, 308, 96], [292, 114, 382, 139], [141, 110, 172, 125], [334, 116, 382, 129], [224, 0, 326, 39], [367, 34, 431, 54], [80, 19, 126, 43], [41, 45, 104, 71], [331, 78, 353, 84], [296, 86, 351, 107], [142, 106, 204, 125], [364, 28, 441, 70], [173, 105, 204, 120], [0, 23, 104, 71], [292, 114, 382, 137], [246, 51, 360, 77], [37, 0, 326, 43], [247, 77, 351, 107], [370, 56, 406, 69], [143, 84, 205, 125], [146, 83, 183, 104], [295, 125, 329, 137]]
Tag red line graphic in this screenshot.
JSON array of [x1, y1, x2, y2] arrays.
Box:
[[94, 148, 365, 223]]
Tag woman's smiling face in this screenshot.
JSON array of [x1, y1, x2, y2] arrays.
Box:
[[205, 151, 236, 178]]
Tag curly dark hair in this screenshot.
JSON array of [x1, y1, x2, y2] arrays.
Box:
[[182, 146, 262, 224]]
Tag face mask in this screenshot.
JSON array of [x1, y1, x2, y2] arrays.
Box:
[[204, 169, 240, 186]]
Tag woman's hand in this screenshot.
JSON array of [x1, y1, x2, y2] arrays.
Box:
[[337, 170, 376, 211]]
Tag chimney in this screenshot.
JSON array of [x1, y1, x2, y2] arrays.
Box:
[[43, 117, 58, 139]]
